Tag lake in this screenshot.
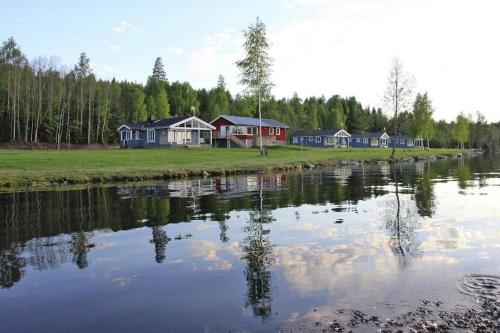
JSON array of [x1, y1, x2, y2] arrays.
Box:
[[1, 157, 499, 332]]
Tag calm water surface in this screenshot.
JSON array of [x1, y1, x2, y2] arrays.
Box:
[[1, 157, 499, 332]]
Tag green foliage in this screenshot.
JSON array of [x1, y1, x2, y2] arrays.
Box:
[[454, 113, 470, 149], [236, 17, 273, 98], [412, 93, 435, 147]]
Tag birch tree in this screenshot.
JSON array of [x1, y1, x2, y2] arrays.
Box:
[[384, 58, 415, 159], [236, 17, 273, 154]]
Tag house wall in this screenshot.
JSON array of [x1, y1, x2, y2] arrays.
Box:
[[389, 139, 413, 148]]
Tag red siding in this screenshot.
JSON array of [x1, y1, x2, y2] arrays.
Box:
[[210, 116, 287, 140], [211, 117, 234, 131]]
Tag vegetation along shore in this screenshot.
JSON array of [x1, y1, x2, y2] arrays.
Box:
[[0, 146, 473, 190]]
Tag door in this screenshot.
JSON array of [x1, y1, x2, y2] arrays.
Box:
[[220, 125, 227, 137]]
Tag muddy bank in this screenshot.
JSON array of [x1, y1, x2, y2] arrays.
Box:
[[275, 299, 498, 332]]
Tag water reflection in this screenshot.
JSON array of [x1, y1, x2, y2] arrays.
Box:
[[0, 157, 499, 332]]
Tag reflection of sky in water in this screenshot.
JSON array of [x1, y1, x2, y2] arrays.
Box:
[[0, 158, 499, 332]]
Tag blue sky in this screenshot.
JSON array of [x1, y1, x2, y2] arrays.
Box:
[[1, 0, 499, 121]]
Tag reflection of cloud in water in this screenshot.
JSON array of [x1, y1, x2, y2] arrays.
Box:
[[112, 274, 141, 287], [189, 240, 241, 271], [274, 244, 361, 294]]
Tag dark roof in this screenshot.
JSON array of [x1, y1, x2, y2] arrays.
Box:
[[390, 134, 413, 140], [215, 115, 289, 128], [292, 128, 346, 137], [350, 132, 388, 138], [123, 116, 190, 130]]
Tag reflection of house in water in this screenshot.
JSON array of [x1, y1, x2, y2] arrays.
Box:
[[215, 174, 287, 197], [117, 174, 288, 200], [332, 167, 352, 184]]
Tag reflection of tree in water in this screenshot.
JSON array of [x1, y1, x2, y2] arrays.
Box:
[[414, 161, 436, 217], [0, 245, 26, 289], [241, 178, 275, 320], [385, 167, 422, 267], [456, 160, 471, 190], [150, 226, 170, 263], [218, 220, 229, 242], [71, 231, 94, 269]]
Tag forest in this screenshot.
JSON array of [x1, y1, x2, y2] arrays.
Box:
[[1, 37, 499, 150]]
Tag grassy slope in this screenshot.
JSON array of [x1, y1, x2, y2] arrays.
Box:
[[0, 146, 461, 188]]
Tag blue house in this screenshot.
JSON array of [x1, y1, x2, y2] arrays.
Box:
[[388, 135, 423, 148], [349, 132, 390, 148], [117, 116, 215, 148], [290, 128, 351, 147]]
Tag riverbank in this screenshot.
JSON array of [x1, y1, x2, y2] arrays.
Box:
[[0, 146, 471, 190]]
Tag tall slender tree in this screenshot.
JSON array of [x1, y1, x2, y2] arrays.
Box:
[[384, 58, 415, 159], [236, 17, 273, 154]]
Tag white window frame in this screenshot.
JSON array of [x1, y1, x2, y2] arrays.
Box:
[[309, 136, 313, 142], [135, 130, 140, 140], [147, 129, 155, 142], [315, 136, 321, 143], [363, 138, 368, 144], [269, 127, 275, 135], [357, 138, 361, 143], [293, 137, 298, 144], [247, 127, 252, 135], [276, 128, 281, 135]]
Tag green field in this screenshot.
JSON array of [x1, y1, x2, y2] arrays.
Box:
[[0, 146, 463, 189]]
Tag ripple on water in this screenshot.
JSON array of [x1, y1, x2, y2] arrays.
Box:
[[457, 274, 500, 302]]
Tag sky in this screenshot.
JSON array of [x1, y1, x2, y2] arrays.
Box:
[[1, 0, 499, 121]]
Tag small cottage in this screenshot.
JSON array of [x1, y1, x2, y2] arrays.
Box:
[[388, 135, 422, 148], [210, 115, 289, 148], [290, 128, 351, 147], [117, 116, 215, 148], [349, 132, 390, 148]]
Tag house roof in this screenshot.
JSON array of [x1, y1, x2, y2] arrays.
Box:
[[212, 115, 289, 128], [292, 128, 349, 137], [119, 116, 215, 130], [350, 132, 389, 139], [390, 134, 413, 140]]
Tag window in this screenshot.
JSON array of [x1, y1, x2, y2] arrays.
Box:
[[269, 127, 274, 135], [357, 138, 361, 143], [315, 136, 321, 143], [121, 131, 131, 140], [147, 129, 155, 142], [276, 128, 281, 135], [363, 138, 368, 144], [309, 136, 313, 142], [135, 131, 140, 140], [293, 137, 298, 144], [247, 127, 252, 135], [400, 139, 404, 144]]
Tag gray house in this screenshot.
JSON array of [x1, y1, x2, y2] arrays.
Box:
[[117, 116, 215, 148]]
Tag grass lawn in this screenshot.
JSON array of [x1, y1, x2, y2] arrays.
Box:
[[0, 145, 462, 189]]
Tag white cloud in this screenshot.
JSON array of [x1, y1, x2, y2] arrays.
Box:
[[166, 47, 184, 55], [269, 0, 500, 120], [112, 20, 139, 33]]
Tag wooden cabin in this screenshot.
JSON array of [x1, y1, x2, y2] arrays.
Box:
[[290, 129, 351, 147], [210, 115, 289, 148], [117, 116, 215, 148], [349, 132, 390, 148]]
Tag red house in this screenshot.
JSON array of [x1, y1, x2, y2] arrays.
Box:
[[210, 115, 289, 148]]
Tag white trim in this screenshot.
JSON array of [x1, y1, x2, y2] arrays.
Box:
[[292, 137, 298, 144], [308, 136, 313, 142], [315, 136, 321, 143], [380, 132, 390, 140], [117, 124, 131, 131], [134, 130, 140, 140], [171, 116, 215, 130], [276, 127, 281, 135], [269, 127, 274, 135], [333, 129, 351, 137], [147, 129, 155, 142]]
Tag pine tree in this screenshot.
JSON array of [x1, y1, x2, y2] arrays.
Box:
[[152, 57, 166, 81]]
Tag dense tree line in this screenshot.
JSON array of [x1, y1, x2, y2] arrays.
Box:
[[1, 37, 498, 149]]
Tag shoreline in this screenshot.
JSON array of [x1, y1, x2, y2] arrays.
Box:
[[0, 147, 481, 192]]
